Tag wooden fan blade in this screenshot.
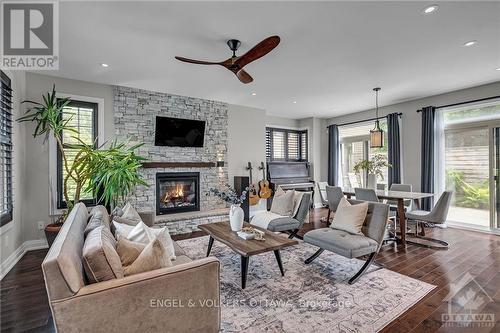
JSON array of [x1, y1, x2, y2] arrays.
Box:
[[236, 69, 253, 84], [175, 56, 221, 65], [234, 36, 280, 68]]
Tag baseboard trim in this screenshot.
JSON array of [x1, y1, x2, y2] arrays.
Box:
[[0, 239, 48, 280]]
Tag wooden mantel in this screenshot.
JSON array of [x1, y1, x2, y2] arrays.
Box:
[[141, 161, 217, 168]]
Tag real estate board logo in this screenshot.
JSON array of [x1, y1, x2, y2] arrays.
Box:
[[442, 272, 495, 328], [1, 1, 59, 70]]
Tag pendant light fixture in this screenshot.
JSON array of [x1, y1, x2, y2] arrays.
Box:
[[370, 87, 384, 148]]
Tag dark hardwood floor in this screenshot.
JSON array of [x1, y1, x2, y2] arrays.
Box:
[[1, 208, 499, 332]]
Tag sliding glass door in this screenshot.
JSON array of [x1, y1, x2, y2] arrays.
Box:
[[440, 98, 500, 231], [339, 121, 388, 188]]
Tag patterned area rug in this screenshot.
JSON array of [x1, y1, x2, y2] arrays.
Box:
[[178, 236, 435, 333]]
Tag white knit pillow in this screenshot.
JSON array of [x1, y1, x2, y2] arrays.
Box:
[[330, 198, 368, 235]]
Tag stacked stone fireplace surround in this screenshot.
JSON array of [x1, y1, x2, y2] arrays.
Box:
[[114, 86, 230, 234]]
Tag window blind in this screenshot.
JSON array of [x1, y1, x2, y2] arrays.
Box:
[[1, 71, 13, 226]]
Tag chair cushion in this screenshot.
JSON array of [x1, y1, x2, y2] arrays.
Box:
[[83, 226, 124, 283], [267, 217, 300, 232], [406, 210, 431, 220], [304, 228, 378, 259]]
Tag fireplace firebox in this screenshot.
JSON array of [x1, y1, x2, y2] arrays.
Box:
[[156, 172, 200, 215]]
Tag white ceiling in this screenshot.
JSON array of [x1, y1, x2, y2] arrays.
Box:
[[41, 1, 500, 118]]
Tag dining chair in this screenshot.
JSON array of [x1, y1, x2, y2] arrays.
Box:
[[325, 186, 344, 223], [354, 188, 380, 202], [377, 183, 386, 191], [316, 182, 329, 208], [387, 183, 413, 210], [406, 191, 453, 249], [355, 188, 397, 243]]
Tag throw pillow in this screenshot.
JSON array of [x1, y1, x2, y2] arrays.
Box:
[[122, 238, 172, 276], [270, 187, 295, 217], [330, 197, 368, 235], [112, 221, 176, 261], [116, 237, 146, 266], [121, 202, 143, 224], [84, 216, 107, 238], [83, 226, 124, 283]]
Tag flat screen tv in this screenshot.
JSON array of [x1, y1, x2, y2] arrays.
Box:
[[154, 116, 205, 147]]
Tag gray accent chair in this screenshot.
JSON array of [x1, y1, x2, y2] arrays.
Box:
[[406, 191, 453, 249], [267, 192, 312, 239], [303, 199, 389, 284]]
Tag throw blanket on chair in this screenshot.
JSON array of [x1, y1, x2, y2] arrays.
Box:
[[250, 211, 284, 229]]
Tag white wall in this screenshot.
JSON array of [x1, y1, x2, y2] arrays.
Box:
[[23, 73, 114, 242], [227, 104, 267, 186], [0, 70, 26, 273], [266, 115, 299, 129], [325, 80, 500, 191]]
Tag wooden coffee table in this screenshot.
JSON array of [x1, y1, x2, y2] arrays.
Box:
[[198, 222, 298, 289]]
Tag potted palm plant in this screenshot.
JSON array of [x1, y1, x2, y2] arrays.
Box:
[[353, 154, 391, 189], [18, 86, 147, 245]]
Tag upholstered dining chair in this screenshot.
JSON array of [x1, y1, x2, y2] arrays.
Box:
[[355, 188, 396, 242], [354, 188, 380, 202], [377, 183, 386, 190], [406, 191, 453, 249], [303, 199, 389, 284], [387, 183, 413, 210]]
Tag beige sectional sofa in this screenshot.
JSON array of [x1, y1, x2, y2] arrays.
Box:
[[42, 203, 221, 332]]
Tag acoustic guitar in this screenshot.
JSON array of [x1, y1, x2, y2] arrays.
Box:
[[258, 162, 272, 199], [246, 162, 260, 206]]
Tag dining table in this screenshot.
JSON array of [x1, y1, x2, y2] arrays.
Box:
[[342, 187, 435, 246]]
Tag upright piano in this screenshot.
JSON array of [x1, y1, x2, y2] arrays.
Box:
[[267, 161, 315, 209]]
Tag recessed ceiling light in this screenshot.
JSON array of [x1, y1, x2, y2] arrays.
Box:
[[463, 40, 477, 47], [101, 63, 109, 67], [292, 101, 297, 104], [423, 5, 439, 14], [251, 92, 257, 96], [496, 67, 500, 71]]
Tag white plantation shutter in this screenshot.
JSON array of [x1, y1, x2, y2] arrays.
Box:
[[272, 130, 286, 159], [287, 131, 300, 160], [1, 71, 13, 226], [266, 127, 308, 162]]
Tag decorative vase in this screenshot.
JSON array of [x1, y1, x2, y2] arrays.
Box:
[[366, 174, 377, 189], [229, 204, 244, 231]]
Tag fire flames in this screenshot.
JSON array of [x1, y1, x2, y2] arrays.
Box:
[[163, 184, 185, 203]]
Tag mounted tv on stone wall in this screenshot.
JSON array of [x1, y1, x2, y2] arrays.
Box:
[[154, 116, 205, 147]]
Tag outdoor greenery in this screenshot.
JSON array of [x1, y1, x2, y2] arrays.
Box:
[[353, 154, 391, 180], [446, 169, 489, 209], [18, 85, 147, 216]]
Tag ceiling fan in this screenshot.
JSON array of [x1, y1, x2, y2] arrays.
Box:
[[175, 36, 280, 84]]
